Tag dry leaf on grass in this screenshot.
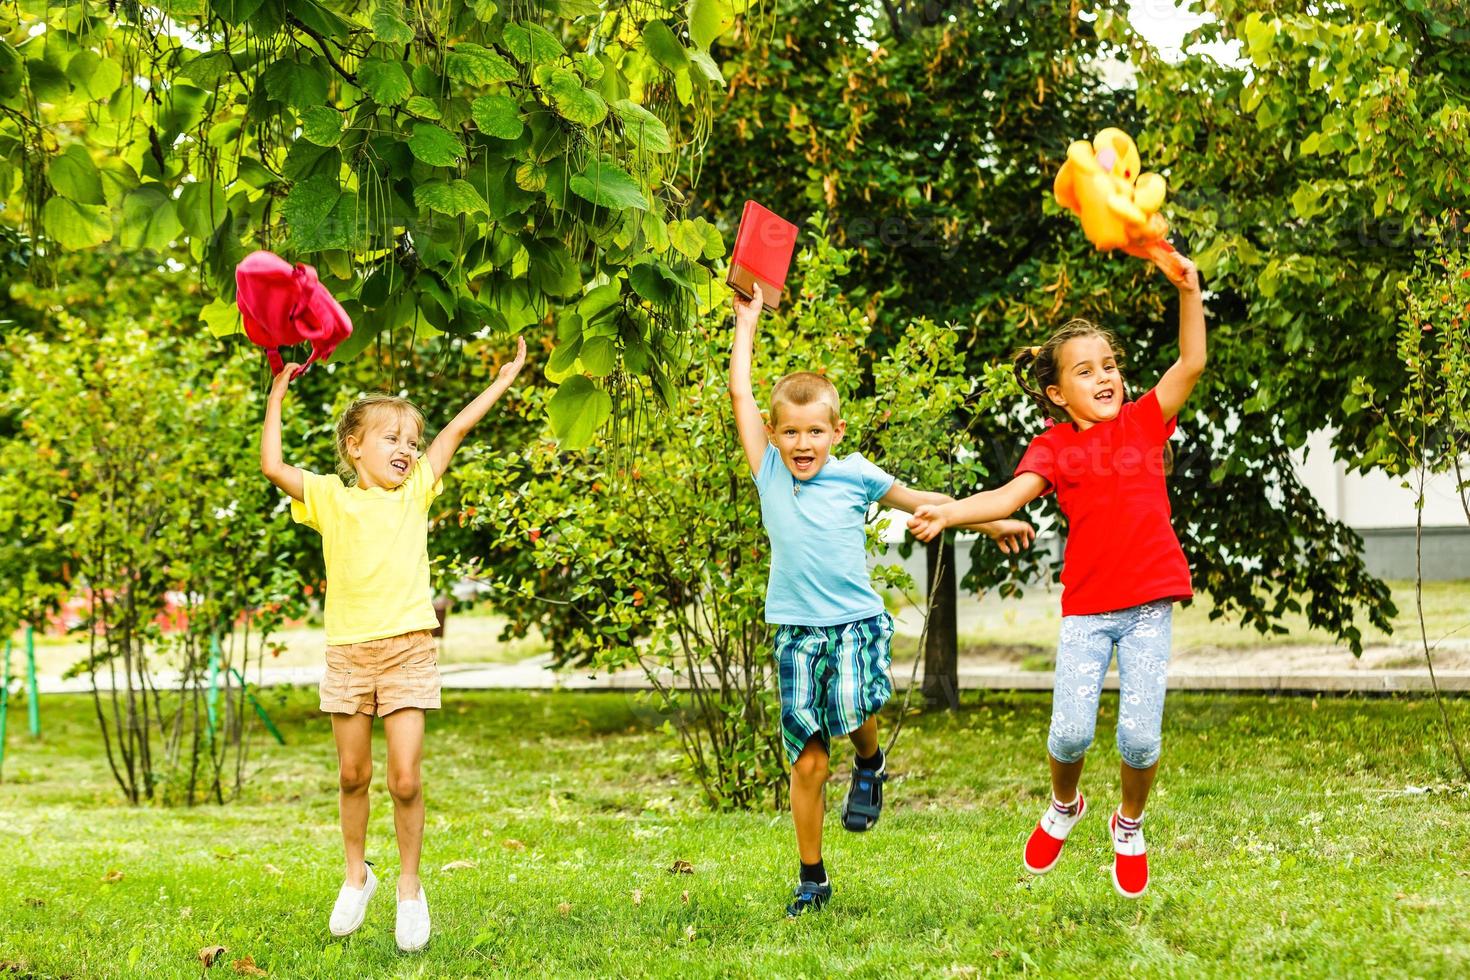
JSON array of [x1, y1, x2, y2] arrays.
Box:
[[631, 888, 643, 906], [680, 890, 690, 904], [101, 869, 124, 884], [668, 860, 694, 874], [502, 839, 526, 851], [441, 859, 478, 871], [197, 945, 227, 968], [262, 864, 284, 876], [557, 902, 572, 917], [231, 955, 267, 976]]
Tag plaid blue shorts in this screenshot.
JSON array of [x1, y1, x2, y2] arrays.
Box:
[[773, 612, 894, 764]]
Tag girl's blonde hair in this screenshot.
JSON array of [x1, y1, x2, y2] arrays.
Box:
[[335, 395, 425, 483]]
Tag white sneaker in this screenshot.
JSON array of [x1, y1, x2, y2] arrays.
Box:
[[395, 886, 431, 952], [328, 865, 377, 937]]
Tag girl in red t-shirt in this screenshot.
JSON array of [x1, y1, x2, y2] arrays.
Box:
[[909, 250, 1204, 898]]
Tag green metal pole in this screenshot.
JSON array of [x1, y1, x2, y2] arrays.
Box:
[[228, 666, 285, 746], [0, 637, 12, 780], [24, 625, 38, 738], [206, 634, 222, 742]]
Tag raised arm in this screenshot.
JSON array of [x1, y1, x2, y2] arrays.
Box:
[[426, 336, 527, 481], [728, 282, 769, 476], [907, 472, 1050, 543], [260, 362, 305, 502], [1152, 251, 1205, 421]]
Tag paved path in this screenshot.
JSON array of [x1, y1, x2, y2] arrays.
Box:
[[34, 654, 1470, 696]]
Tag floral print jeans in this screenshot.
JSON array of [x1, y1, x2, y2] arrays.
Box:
[[1047, 600, 1173, 770]]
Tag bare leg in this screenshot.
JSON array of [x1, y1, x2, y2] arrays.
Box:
[[1050, 753, 1086, 805], [332, 712, 374, 888], [1119, 761, 1158, 819], [846, 715, 879, 759], [383, 708, 426, 900], [790, 738, 830, 867]]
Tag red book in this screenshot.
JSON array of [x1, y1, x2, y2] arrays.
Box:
[[727, 200, 798, 311]]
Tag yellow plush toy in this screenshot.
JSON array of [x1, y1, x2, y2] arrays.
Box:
[[1054, 128, 1182, 275]]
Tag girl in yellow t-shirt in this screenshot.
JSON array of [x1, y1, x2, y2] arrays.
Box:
[[260, 338, 526, 952]]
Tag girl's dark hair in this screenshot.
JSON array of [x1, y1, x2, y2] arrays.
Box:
[[1011, 318, 1124, 424], [1012, 318, 1175, 473]]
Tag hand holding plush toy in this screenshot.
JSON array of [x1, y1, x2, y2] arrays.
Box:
[[1053, 127, 1185, 279]]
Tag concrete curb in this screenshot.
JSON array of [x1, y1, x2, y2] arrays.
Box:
[[34, 661, 1470, 696]]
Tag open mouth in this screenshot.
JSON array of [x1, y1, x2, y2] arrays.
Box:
[[390, 459, 410, 475], [791, 454, 816, 474], [1094, 389, 1116, 404]]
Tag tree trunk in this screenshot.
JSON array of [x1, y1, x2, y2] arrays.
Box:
[[920, 536, 959, 710]]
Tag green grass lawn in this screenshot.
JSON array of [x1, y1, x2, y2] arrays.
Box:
[[2, 690, 1469, 978]]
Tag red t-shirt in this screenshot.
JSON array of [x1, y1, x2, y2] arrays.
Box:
[[1014, 388, 1192, 617]]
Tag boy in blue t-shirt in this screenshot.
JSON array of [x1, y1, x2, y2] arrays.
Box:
[[729, 284, 1035, 916]]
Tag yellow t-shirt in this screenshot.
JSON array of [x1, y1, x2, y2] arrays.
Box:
[[291, 456, 443, 646]]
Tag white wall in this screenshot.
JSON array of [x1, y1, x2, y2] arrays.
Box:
[[1293, 429, 1466, 529]]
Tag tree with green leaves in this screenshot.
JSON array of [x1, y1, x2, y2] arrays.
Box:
[[2, 0, 751, 444], [701, 0, 1448, 693]]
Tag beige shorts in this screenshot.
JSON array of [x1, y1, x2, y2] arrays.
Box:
[[320, 630, 441, 716]]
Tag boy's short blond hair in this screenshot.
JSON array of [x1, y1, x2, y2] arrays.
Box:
[[770, 372, 841, 426]]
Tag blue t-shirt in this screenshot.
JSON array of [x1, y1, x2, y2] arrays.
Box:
[[755, 443, 896, 626]]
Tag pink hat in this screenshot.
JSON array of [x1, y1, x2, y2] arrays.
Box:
[[235, 250, 353, 376]]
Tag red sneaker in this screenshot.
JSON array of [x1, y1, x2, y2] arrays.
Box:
[[1110, 810, 1148, 898], [1023, 793, 1087, 875]]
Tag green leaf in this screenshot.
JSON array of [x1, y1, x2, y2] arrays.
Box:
[[548, 335, 582, 373], [48, 145, 104, 206], [688, 0, 735, 50], [199, 296, 241, 338], [611, 99, 671, 153], [668, 219, 707, 261], [547, 375, 612, 449], [500, 22, 566, 64], [282, 173, 351, 252], [357, 58, 412, 106], [120, 186, 183, 250], [407, 124, 465, 166], [372, 3, 416, 44], [546, 68, 607, 126], [471, 94, 524, 139], [300, 105, 344, 145], [177, 180, 229, 239], [578, 281, 623, 320], [628, 259, 676, 304], [580, 335, 616, 377], [642, 21, 689, 73], [404, 95, 443, 120], [446, 43, 518, 85], [282, 140, 341, 181], [262, 59, 330, 110], [414, 179, 489, 216], [688, 50, 725, 86], [41, 197, 112, 250], [569, 158, 648, 211], [0, 39, 24, 101], [66, 51, 123, 100], [178, 51, 234, 88], [527, 240, 582, 298]]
